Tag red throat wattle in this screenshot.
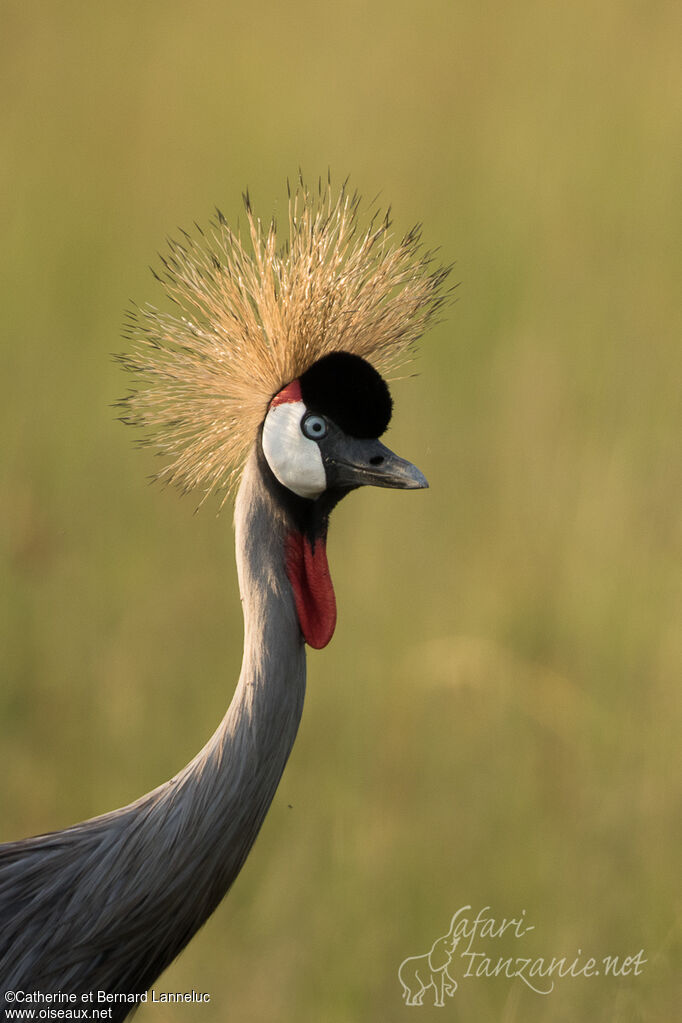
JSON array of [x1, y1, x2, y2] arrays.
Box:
[[285, 531, 337, 649]]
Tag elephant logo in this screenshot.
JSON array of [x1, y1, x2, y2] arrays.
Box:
[[398, 912, 462, 1007]]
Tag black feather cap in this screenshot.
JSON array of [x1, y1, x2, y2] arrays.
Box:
[[299, 352, 393, 439]]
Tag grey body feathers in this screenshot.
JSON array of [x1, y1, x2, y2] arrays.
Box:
[[0, 452, 306, 1015]]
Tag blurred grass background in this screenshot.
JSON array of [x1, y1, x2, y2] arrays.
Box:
[[1, 0, 680, 1019]]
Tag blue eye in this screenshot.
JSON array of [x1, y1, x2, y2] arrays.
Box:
[[301, 414, 328, 440]]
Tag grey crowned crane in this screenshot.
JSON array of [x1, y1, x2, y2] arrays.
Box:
[[0, 180, 449, 1017]]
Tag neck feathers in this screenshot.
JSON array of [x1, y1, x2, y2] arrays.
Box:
[[0, 448, 306, 1006]]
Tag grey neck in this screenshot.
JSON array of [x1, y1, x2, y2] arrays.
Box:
[[0, 447, 307, 1003], [174, 448, 307, 885]]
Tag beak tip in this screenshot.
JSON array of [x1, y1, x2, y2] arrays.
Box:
[[382, 460, 429, 491]]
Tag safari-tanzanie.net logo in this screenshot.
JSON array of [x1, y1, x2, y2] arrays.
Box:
[[397, 905, 647, 1007]]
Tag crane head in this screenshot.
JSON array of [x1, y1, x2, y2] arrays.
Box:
[[261, 351, 428, 500], [259, 351, 427, 650], [119, 180, 450, 505]]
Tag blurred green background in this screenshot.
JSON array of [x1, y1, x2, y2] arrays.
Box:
[[1, 0, 680, 1019]]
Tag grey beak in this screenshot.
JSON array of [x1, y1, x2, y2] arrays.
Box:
[[323, 436, 429, 491]]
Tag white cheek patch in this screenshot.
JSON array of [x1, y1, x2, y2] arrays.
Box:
[[262, 401, 327, 499]]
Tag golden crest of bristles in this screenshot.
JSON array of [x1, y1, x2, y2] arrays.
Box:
[[118, 179, 451, 502]]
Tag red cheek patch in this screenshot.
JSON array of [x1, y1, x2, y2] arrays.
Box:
[[285, 530, 337, 649], [270, 379, 302, 407]]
